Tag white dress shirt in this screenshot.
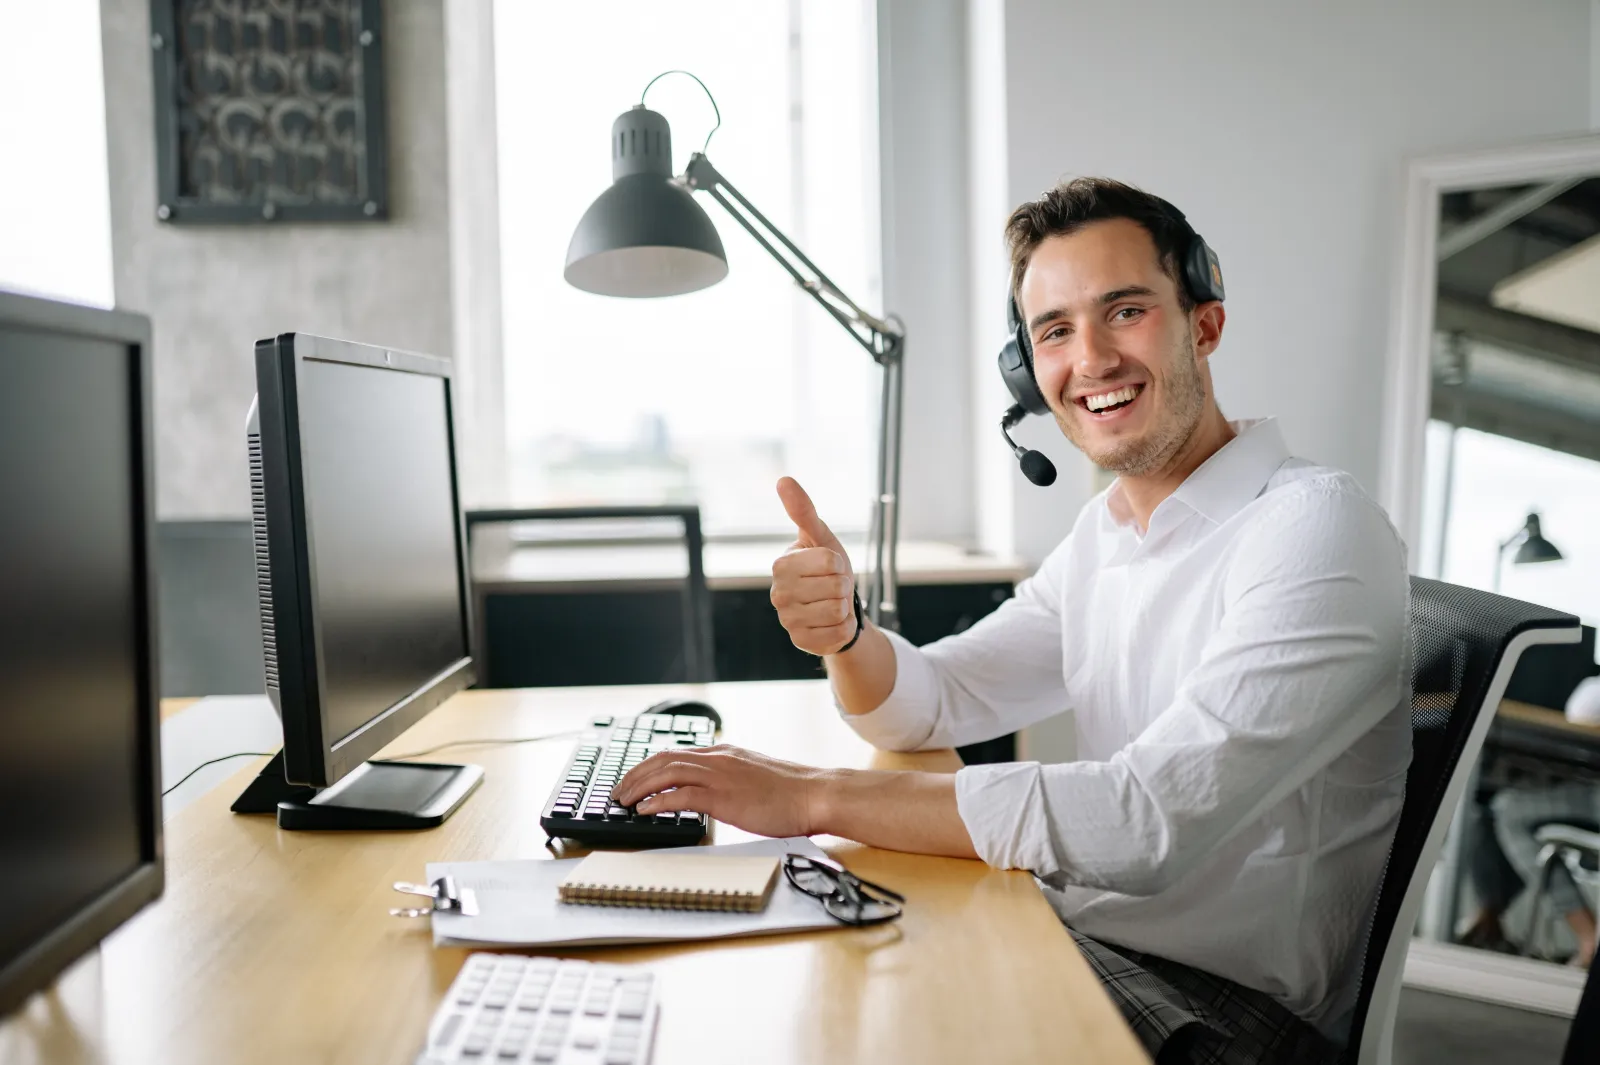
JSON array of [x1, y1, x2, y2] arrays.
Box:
[[843, 419, 1411, 1037]]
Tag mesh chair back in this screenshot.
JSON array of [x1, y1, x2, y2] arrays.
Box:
[[1343, 577, 1578, 1063]]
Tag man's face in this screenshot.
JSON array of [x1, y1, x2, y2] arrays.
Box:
[[1017, 218, 1222, 476]]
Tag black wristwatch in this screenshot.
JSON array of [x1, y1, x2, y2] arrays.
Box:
[[829, 591, 866, 656]]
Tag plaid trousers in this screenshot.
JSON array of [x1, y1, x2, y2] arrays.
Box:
[[1069, 928, 1340, 1065]]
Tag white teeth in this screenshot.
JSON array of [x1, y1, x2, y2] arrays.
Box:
[[1084, 385, 1140, 412]]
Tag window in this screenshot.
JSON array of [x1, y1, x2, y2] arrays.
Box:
[[0, 0, 114, 307], [1421, 421, 1600, 624], [493, 0, 880, 535]]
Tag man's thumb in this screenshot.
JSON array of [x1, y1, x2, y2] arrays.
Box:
[[777, 477, 839, 549]]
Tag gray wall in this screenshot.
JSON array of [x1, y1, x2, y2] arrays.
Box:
[[995, 0, 1597, 564], [100, 0, 455, 518]]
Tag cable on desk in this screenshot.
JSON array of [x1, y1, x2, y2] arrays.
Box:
[[384, 729, 584, 762], [163, 752, 273, 796]]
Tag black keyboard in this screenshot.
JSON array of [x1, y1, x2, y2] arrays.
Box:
[[539, 712, 717, 847]]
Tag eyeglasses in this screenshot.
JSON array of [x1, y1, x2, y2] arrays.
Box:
[[782, 854, 905, 927]]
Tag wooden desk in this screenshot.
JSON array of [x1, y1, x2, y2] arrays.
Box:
[[70, 682, 1144, 1065], [1491, 699, 1600, 777], [159, 697, 200, 721]]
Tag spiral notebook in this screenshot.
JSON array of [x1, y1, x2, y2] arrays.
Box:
[[558, 852, 780, 913]]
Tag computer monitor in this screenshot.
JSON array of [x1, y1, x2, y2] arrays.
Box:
[[231, 333, 480, 830], [0, 290, 162, 1017]]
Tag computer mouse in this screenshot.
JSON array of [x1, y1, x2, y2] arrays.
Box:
[[643, 697, 721, 731]]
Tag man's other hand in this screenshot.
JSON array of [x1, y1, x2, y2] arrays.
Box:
[[771, 477, 859, 656]]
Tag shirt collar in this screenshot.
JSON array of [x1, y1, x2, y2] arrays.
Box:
[[1169, 417, 1290, 525], [1104, 417, 1290, 531]]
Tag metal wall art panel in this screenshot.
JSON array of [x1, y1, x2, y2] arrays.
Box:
[[149, 0, 388, 224]]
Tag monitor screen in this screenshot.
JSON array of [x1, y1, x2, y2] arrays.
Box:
[[297, 358, 468, 748], [0, 322, 149, 980]]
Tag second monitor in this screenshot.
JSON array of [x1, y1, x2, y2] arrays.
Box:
[[233, 333, 480, 829]]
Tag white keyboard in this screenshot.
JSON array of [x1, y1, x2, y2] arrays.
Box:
[[417, 954, 659, 1065]]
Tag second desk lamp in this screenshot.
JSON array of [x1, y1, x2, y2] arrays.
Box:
[[1492, 511, 1563, 594], [563, 72, 906, 631]]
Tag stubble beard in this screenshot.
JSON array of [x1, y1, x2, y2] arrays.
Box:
[[1051, 334, 1208, 477]]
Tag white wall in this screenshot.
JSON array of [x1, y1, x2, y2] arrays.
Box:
[[994, 0, 1596, 563], [1592, 0, 1600, 127]]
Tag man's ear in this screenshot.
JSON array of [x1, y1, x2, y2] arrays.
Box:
[[1192, 301, 1226, 360]]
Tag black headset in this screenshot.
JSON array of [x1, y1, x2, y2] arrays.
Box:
[[997, 198, 1225, 486]]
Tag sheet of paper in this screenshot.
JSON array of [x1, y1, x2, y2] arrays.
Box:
[[426, 836, 841, 949], [160, 694, 280, 818]]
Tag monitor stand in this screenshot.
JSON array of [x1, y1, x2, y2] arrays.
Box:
[[230, 751, 484, 830]]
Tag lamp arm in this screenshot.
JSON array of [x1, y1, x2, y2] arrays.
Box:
[[685, 153, 903, 362], [682, 151, 904, 629]]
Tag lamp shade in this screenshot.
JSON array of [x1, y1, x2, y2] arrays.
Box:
[[564, 106, 728, 298], [1511, 513, 1563, 565]]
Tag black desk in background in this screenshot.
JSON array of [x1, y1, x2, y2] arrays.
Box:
[[471, 539, 1027, 764]]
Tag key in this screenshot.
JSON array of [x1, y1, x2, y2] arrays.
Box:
[[432, 1012, 466, 1046]]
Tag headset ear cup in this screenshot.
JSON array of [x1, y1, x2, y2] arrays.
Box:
[[1185, 237, 1225, 304], [998, 335, 1052, 417], [1000, 293, 1052, 416]]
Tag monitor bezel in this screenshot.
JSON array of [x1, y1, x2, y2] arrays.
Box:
[[254, 332, 477, 788], [0, 290, 164, 1018]]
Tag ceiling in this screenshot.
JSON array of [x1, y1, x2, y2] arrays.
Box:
[[1432, 177, 1600, 460]]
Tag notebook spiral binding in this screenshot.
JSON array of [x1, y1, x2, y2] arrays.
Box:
[[558, 883, 764, 913]]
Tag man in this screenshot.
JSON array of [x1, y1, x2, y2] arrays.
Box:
[[613, 178, 1412, 1064]]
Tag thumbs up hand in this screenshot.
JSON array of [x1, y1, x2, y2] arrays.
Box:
[[770, 477, 861, 656]]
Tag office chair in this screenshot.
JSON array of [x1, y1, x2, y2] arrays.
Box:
[[156, 520, 266, 697], [1526, 824, 1600, 958], [464, 506, 716, 687], [1342, 577, 1580, 1065], [1564, 944, 1599, 1065]]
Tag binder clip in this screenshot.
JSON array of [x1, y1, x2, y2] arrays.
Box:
[[390, 875, 479, 918]]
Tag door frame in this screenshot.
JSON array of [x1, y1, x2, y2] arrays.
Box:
[[1378, 131, 1600, 1015], [1378, 133, 1600, 547]]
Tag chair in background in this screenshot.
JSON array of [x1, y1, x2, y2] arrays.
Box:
[[1564, 945, 1599, 1064], [465, 506, 715, 688], [1342, 577, 1580, 1065], [156, 520, 265, 697], [1526, 823, 1600, 956]]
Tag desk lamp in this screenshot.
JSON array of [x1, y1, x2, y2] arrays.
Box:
[[564, 72, 906, 630], [1492, 512, 1563, 593]]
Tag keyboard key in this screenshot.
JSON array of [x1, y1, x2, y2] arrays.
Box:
[[592, 716, 613, 727], [433, 1012, 465, 1046]]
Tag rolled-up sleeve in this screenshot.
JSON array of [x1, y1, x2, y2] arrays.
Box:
[[953, 485, 1409, 895], [836, 542, 1074, 752]]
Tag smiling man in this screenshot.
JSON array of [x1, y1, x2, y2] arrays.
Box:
[[613, 178, 1412, 1065]]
